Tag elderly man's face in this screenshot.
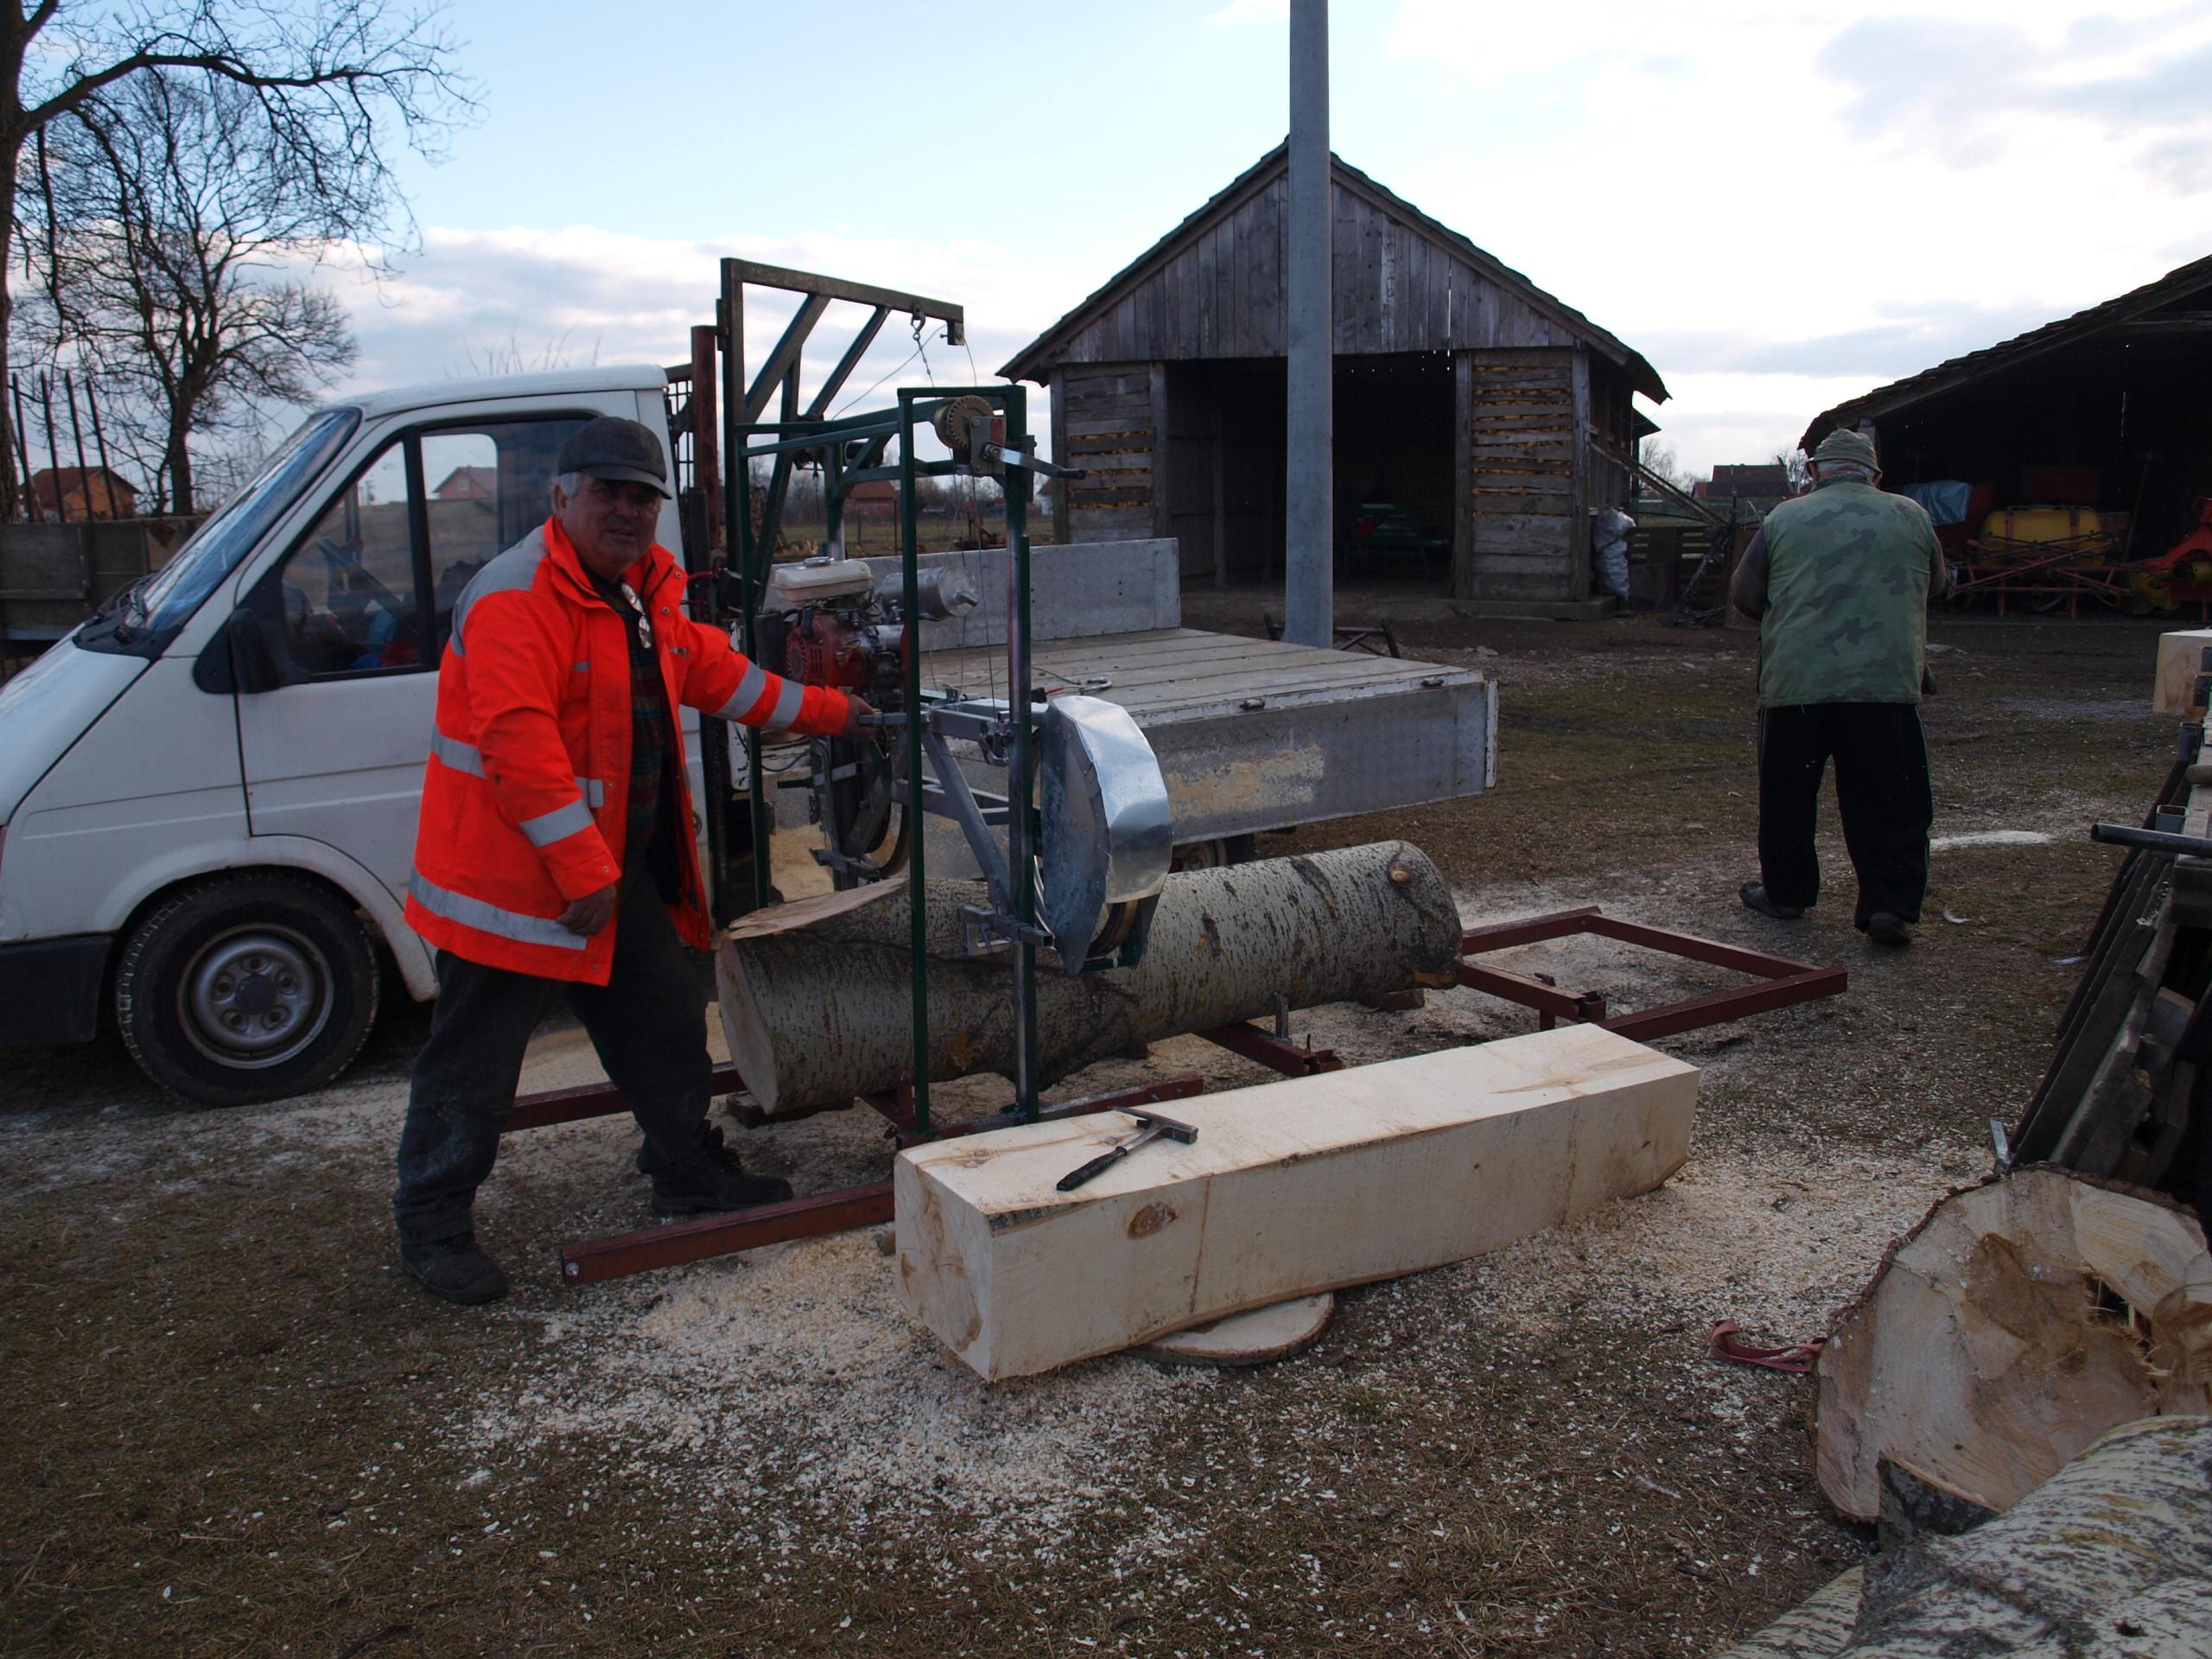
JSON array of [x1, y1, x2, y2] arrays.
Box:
[[555, 475, 663, 581]]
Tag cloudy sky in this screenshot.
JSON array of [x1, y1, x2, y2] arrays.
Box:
[[313, 0, 2212, 477]]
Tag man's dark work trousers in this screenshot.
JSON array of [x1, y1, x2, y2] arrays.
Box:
[[391, 858, 713, 1245], [1757, 702, 1933, 931]]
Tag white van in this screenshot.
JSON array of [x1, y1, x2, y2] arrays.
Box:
[[0, 366, 679, 1104]]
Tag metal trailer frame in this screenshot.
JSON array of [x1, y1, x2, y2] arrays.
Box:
[[524, 908, 1838, 1286], [1456, 906, 1847, 1040]]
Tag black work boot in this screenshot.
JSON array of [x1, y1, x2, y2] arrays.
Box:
[[400, 1232, 508, 1306], [652, 1135, 794, 1217], [1866, 911, 1914, 948], [1739, 881, 1804, 920]]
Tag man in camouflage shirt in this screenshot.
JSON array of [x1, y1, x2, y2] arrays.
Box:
[[1728, 428, 1953, 948]]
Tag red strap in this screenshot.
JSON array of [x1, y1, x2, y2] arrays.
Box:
[[1708, 1319, 1825, 1374]]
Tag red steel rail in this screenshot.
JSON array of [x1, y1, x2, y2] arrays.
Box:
[[1459, 908, 1845, 1042]]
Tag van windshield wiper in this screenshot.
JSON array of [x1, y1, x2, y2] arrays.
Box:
[[92, 573, 152, 643]]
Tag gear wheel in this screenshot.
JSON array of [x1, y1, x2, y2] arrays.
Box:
[[931, 394, 995, 457]]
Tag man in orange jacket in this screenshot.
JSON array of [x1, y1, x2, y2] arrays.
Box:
[[392, 415, 871, 1304]]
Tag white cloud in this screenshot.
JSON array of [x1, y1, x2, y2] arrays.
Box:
[[319, 223, 1075, 439], [1376, 0, 2212, 471], [277, 0, 2212, 489]]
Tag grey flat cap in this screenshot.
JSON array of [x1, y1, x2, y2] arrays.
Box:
[[558, 416, 672, 499]]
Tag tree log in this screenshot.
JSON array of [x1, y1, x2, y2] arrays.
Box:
[[1814, 1166, 2212, 1525], [717, 839, 1463, 1117], [1717, 1419, 2212, 1656]]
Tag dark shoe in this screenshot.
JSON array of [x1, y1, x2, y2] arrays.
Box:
[[1739, 881, 1804, 920], [1866, 912, 1913, 948], [652, 1141, 794, 1216], [400, 1232, 508, 1306]]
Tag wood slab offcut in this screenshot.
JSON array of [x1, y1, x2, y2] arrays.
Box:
[[893, 1025, 1700, 1381]]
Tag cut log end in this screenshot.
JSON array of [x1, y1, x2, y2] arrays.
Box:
[[1814, 1166, 2212, 1523]]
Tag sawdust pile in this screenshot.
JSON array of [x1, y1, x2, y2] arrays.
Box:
[[445, 1128, 1981, 1559]]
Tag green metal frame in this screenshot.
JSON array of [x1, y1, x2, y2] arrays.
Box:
[[728, 383, 1038, 1136]]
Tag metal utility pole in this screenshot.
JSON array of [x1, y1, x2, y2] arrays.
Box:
[[1284, 0, 1332, 646]]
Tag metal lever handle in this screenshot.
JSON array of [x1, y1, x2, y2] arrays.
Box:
[[2090, 823, 2212, 858], [1055, 1143, 1130, 1192]]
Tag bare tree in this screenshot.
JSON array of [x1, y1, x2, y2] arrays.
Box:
[[1637, 438, 1692, 491], [0, 1, 470, 514], [24, 70, 363, 510], [1775, 448, 1810, 494]]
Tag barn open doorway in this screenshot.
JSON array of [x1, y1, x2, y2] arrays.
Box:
[[1160, 352, 1456, 588]]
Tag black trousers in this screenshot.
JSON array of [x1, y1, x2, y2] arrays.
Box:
[[1757, 702, 1933, 931], [391, 859, 715, 1246]]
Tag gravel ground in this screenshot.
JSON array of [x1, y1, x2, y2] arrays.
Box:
[[0, 595, 2178, 1656]]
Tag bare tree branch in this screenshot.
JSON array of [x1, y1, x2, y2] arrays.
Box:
[[0, 1, 474, 515]]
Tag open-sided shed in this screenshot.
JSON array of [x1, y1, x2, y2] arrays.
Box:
[[1001, 146, 1667, 603], [1803, 254, 2212, 559]]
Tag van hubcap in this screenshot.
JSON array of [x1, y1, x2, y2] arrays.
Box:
[[182, 928, 332, 1065]]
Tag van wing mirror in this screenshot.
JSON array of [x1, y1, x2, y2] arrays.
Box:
[[192, 604, 300, 695]]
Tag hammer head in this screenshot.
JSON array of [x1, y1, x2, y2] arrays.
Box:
[[1127, 1108, 1198, 1143]]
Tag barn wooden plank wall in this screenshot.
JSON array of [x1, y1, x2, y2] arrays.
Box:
[[1461, 351, 1588, 600], [1053, 366, 1160, 542]]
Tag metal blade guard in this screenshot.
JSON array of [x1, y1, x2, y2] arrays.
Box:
[[1039, 695, 1172, 973]]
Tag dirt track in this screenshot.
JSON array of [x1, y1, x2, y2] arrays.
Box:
[[0, 595, 2177, 1656]]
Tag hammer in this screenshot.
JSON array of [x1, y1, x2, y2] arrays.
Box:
[[1055, 1109, 1199, 1192]]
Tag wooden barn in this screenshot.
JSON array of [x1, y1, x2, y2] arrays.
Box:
[[1001, 144, 1669, 602]]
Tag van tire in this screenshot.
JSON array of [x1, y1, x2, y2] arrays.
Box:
[[115, 873, 380, 1107]]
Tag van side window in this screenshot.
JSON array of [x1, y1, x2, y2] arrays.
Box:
[[259, 414, 591, 679], [421, 420, 581, 652], [276, 441, 422, 675]]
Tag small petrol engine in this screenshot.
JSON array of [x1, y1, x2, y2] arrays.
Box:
[[753, 556, 978, 881]]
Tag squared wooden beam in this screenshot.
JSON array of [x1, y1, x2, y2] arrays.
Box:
[[893, 1025, 1699, 1380]]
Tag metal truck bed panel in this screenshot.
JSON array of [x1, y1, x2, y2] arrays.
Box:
[[922, 628, 1494, 848]]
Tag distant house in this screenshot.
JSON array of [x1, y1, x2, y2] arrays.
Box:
[[1694, 464, 1793, 512], [434, 466, 496, 501], [845, 479, 899, 521], [29, 466, 137, 520]]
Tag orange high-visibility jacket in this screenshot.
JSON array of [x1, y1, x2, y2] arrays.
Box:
[[404, 516, 849, 982]]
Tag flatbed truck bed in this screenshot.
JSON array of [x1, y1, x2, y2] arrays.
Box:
[[798, 538, 1495, 870]]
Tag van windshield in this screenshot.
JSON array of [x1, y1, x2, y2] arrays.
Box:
[[80, 407, 359, 656]]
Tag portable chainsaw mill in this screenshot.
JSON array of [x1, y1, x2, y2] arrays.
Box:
[[694, 263, 1173, 1134]]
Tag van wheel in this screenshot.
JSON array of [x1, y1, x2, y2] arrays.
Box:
[[116, 874, 379, 1107]]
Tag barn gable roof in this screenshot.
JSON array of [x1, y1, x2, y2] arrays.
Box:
[[1802, 252, 2212, 449], [1001, 143, 1666, 402]]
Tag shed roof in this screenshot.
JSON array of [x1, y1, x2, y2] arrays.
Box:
[[1802, 253, 2212, 450], [1001, 143, 1666, 401]]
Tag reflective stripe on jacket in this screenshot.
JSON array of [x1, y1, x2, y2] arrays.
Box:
[[404, 516, 850, 982]]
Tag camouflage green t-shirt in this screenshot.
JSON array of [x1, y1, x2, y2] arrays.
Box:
[[1735, 479, 1944, 708]]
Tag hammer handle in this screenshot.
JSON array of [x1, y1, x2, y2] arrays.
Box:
[[1056, 1143, 1131, 1192]]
